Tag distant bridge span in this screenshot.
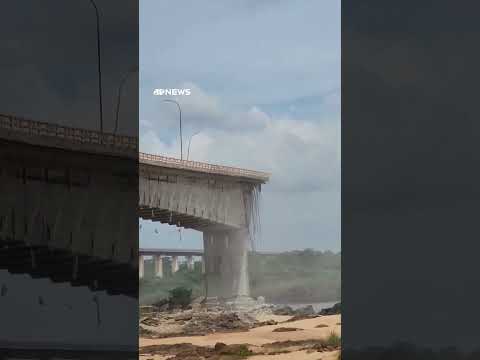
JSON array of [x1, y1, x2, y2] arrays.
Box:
[[139, 248, 279, 257], [138, 248, 279, 280]]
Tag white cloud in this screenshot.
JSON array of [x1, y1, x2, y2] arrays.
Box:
[[140, 84, 339, 194]]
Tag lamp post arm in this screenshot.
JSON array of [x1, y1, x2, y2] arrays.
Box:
[[88, 0, 103, 133], [163, 99, 183, 160], [187, 131, 201, 161]]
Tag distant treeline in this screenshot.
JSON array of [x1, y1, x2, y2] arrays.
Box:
[[249, 249, 341, 303], [140, 249, 341, 305]]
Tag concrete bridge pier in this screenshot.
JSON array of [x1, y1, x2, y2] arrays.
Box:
[[203, 228, 250, 301], [171, 256, 179, 274], [154, 255, 163, 278], [186, 256, 194, 271]]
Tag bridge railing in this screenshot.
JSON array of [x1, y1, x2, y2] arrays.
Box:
[[0, 114, 269, 181], [0, 113, 138, 150], [139, 152, 270, 182]]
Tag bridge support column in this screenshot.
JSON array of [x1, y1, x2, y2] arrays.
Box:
[[139, 255, 144, 279], [186, 255, 194, 271], [154, 256, 163, 278], [203, 228, 250, 300], [171, 256, 179, 274], [201, 256, 206, 274]]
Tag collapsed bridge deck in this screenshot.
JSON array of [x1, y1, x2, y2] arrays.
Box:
[[139, 152, 269, 232]]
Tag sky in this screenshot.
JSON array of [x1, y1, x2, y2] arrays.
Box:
[[139, 0, 340, 252]]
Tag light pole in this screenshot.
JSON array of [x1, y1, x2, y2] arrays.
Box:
[[187, 131, 201, 161], [88, 0, 103, 133], [162, 99, 183, 160], [114, 66, 138, 134]]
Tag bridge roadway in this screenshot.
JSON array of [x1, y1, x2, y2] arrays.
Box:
[[140, 248, 204, 257], [139, 248, 280, 256], [0, 114, 270, 300]]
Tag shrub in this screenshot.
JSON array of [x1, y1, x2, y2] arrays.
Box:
[[325, 331, 341, 347], [168, 286, 192, 308]]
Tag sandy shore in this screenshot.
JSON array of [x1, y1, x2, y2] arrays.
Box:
[[139, 350, 340, 360], [249, 350, 340, 360], [140, 314, 341, 359]]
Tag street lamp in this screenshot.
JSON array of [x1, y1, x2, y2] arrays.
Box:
[[114, 66, 138, 134], [162, 99, 183, 160], [187, 131, 201, 161], [88, 0, 104, 133]]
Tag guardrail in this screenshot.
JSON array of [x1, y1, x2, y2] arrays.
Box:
[[0, 113, 269, 181], [0, 113, 138, 150], [140, 152, 270, 182]]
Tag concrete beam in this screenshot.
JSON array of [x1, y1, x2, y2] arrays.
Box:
[[186, 255, 194, 271], [171, 256, 179, 274]]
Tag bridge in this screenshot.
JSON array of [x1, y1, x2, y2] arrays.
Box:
[[138, 248, 204, 278], [138, 248, 280, 279], [0, 114, 138, 297], [139, 150, 270, 300], [0, 113, 270, 301]]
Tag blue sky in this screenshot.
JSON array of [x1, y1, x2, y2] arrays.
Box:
[[139, 0, 340, 252]]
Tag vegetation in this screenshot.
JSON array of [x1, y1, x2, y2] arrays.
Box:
[[139, 249, 340, 305], [216, 344, 253, 357], [168, 286, 192, 308], [249, 249, 341, 303], [140, 262, 205, 305], [325, 331, 341, 347]]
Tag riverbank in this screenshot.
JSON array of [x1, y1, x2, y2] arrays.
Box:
[[140, 250, 341, 306], [139, 304, 341, 360]]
